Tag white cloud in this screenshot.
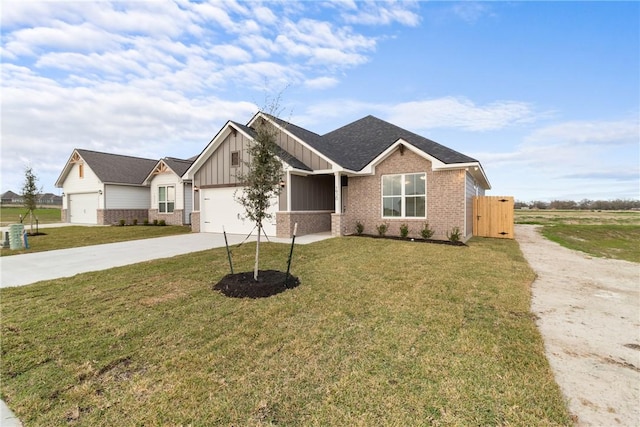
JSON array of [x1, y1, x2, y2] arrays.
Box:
[[525, 118, 639, 146], [300, 96, 541, 132], [341, 0, 421, 27], [304, 76, 340, 90]]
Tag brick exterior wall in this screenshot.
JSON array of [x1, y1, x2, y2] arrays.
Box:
[[331, 213, 344, 237], [343, 148, 466, 240], [190, 212, 200, 232], [61, 209, 69, 223], [148, 209, 184, 226], [98, 209, 149, 225], [276, 211, 332, 238]]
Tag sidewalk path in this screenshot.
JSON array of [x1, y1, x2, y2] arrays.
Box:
[[0, 232, 332, 288]]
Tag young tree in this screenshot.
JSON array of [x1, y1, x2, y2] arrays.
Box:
[[235, 104, 285, 281], [21, 165, 41, 233]]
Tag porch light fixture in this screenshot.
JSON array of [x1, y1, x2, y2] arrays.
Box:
[[98, 190, 103, 195], [279, 180, 286, 188], [194, 186, 199, 191]]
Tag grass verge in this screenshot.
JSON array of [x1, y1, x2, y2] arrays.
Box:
[[0, 226, 191, 256], [0, 207, 62, 226], [0, 237, 571, 426], [541, 224, 640, 263]]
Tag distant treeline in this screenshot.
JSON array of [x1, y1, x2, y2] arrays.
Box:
[[515, 199, 640, 210]]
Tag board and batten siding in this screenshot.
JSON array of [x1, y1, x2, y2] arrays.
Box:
[[274, 129, 331, 171], [290, 174, 334, 211], [105, 185, 150, 209], [194, 131, 249, 188]]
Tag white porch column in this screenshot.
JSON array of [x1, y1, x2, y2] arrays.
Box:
[[334, 172, 341, 214], [286, 169, 291, 212]]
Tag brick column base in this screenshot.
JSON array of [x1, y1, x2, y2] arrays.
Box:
[[331, 213, 344, 237]]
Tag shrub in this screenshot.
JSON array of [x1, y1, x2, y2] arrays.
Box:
[[355, 221, 364, 235], [132, 219, 138, 226], [421, 222, 434, 239], [158, 219, 166, 226], [119, 219, 126, 227], [376, 223, 388, 237], [143, 219, 149, 226], [447, 226, 462, 242], [153, 219, 158, 226], [399, 223, 409, 238]]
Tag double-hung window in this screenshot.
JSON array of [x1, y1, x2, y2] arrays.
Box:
[[382, 173, 426, 218], [158, 185, 175, 213]]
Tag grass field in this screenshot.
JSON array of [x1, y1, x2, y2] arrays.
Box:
[[515, 210, 640, 263], [0, 237, 572, 426], [0, 225, 192, 256], [0, 206, 62, 226]]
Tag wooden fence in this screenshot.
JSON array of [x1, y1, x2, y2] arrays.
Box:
[[473, 196, 514, 239]]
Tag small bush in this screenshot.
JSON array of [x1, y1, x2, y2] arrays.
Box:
[[355, 221, 364, 235], [376, 223, 388, 237], [132, 219, 138, 226], [158, 220, 166, 226], [143, 219, 149, 226], [399, 223, 409, 238], [153, 219, 158, 226], [421, 222, 434, 239], [447, 226, 462, 242], [119, 219, 126, 227]]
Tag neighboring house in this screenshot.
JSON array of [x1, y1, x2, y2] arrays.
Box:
[[1, 191, 23, 205], [38, 193, 63, 206], [143, 156, 196, 225], [55, 149, 157, 224], [185, 112, 490, 241]]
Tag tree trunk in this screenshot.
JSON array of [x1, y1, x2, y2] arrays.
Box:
[[254, 222, 261, 281], [29, 210, 34, 234]]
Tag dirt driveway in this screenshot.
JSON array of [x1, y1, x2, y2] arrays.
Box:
[[516, 224, 639, 426]]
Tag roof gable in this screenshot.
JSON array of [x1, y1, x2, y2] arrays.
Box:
[[319, 115, 478, 171], [56, 149, 158, 187]]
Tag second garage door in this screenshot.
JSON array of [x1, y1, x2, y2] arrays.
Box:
[[69, 193, 99, 224], [201, 187, 277, 235]]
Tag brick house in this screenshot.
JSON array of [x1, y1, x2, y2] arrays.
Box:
[[186, 112, 490, 241]]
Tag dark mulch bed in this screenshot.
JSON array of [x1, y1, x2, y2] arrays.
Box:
[[26, 232, 47, 236], [353, 234, 466, 246], [213, 270, 300, 299]]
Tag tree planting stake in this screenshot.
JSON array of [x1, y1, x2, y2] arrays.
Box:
[[285, 223, 298, 286], [223, 227, 234, 274]]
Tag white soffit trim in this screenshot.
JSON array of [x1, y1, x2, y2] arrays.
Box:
[[249, 112, 338, 169], [184, 122, 236, 179], [358, 138, 446, 175]]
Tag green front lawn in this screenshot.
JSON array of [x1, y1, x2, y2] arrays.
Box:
[[542, 224, 640, 263], [0, 225, 192, 256], [0, 207, 62, 226], [0, 237, 571, 426]]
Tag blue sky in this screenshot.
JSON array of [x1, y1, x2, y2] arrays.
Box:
[[2, 0, 638, 202]]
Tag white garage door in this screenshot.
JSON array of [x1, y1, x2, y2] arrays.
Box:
[[201, 187, 277, 236], [69, 193, 99, 224]]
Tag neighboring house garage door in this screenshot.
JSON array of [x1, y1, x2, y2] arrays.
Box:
[[69, 193, 98, 224], [200, 187, 277, 236]]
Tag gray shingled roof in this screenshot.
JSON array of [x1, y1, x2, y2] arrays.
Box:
[[257, 113, 478, 172], [231, 121, 312, 172], [76, 149, 158, 185], [163, 157, 194, 177], [317, 115, 478, 171]]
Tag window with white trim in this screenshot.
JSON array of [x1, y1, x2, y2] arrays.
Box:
[[158, 185, 175, 213], [382, 173, 426, 218]]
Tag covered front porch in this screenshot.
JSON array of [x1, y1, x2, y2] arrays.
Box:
[[275, 171, 347, 238]]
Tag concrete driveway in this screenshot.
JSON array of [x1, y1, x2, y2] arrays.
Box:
[[0, 231, 332, 288]]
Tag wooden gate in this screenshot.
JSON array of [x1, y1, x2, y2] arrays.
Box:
[[473, 196, 514, 239]]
